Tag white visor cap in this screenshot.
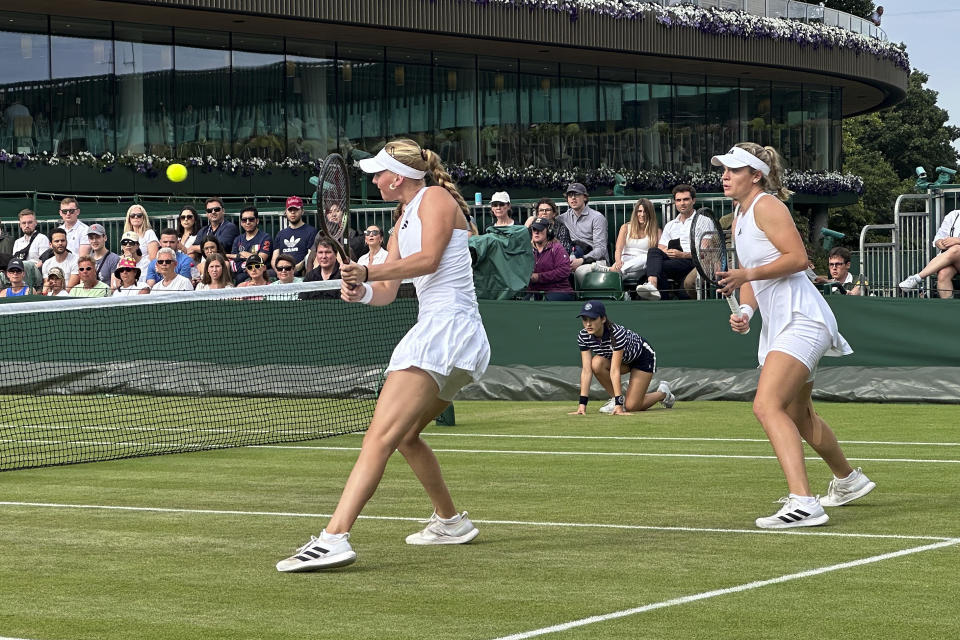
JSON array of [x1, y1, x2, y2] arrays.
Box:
[[356, 148, 427, 180], [710, 146, 770, 177]]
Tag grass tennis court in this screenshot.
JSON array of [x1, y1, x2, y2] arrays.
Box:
[[1, 400, 958, 639]]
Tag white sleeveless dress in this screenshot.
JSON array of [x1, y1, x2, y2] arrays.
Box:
[[620, 234, 651, 274], [386, 187, 491, 387], [735, 193, 852, 367]]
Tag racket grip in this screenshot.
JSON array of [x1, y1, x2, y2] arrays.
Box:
[[725, 294, 741, 315]]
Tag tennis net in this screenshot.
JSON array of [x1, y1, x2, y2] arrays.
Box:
[[0, 280, 418, 471]]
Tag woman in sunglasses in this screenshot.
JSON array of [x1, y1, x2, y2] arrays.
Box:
[[113, 231, 151, 288], [237, 254, 270, 287], [123, 204, 159, 261], [177, 206, 199, 252], [112, 257, 149, 296], [1, 258, 34, 297], [356, 225, 388, 268]]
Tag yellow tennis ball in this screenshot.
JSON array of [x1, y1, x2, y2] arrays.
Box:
[[166, 163, 188, 183]]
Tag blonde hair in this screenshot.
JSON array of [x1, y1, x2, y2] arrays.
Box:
[[735, 142, 793, 201], [124, 204, 153, 234], [381, 138, 470, 224], [628, 198, 660, 245]]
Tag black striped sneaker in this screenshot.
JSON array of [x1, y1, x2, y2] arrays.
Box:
[[755, 496, 829, 529], [276, 532, 357, 572]]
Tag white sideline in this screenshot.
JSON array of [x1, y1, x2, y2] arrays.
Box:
[[255, 444, 960, 464], [490, 538, 960, 640], [0, 501, 953, 543], [422, 432, 960, 447]]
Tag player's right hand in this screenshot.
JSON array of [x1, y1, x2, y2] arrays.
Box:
[[568, 405, 586, 415], [341, 281, 366, 303], [730, 313, 750, 334]]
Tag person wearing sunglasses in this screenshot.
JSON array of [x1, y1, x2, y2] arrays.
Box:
[[114, 230, 151, 288], [356, 225, 388, 268], [177, 206, 199, 252], [68, 255, 111, 297], [270, 253, 303, 286], [57, 197, 91, 257], [112, 257, 149, 296], [123, 204, 159, 261], [190, 198, 239, 262], [1, 258, 34, 297], [229, 205, 272, 284], [145, 228, 196, 287], [237, 254, 271, 288], [271, 195, 317, 276], [148, 247, 194, 293]]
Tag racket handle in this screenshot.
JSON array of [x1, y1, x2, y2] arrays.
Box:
[[725, 294, 750, 334]]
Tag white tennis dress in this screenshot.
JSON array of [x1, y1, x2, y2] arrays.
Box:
[[386, 187, 491, 393], [735, 193, 852, 367]]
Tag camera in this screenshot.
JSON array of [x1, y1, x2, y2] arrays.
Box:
[[915, 167, 927, 180], [935, 166, 957, 177]]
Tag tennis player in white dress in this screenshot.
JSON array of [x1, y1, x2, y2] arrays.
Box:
[[713, 143, 875, 530], [276, 139, 490, 572]]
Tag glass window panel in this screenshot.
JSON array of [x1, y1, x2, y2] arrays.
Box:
[[232, 36, 285, 159], [599, 67, 639, 170], [0, 12, 51, 153], [434, 63, 476, 166], [672, 79, 705, 173], [478, 58, 518, 166], [740, 80, 771, 147], [114, 24, 172, 157], [803, 86, 832, 171], [174, 29, 230, 158], [50, 17, 114, 156], [338, 45, 386, 154], [519, 64, 560, 167], [772, 83, 802, 169], [705, 78, 739, 168], [636, 73, 671, 170], [830, 86, 842, 171], [386, 62, 432, 148], [559, 64, 597, 169], [286, 39, 336, 160]]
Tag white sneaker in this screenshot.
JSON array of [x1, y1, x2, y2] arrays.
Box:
[[276, 531, 357, 572], [657, 381, 675, 409], [598, 398, 616, 414], [635, 282, 661, 300], [591, 263, 610, 272], [820, 468, 876, 507], [755, 496, 829, 529], [899, 274, 922, 291], [406, 511, 479, 545]]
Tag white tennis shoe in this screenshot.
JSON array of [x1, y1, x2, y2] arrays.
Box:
[[599, 398, 616, 414], [820, 468, 876, 507], [276, 531, 357, 572], [635, 282, 661, 300], [406, 511, 479, 545], [755, 496, 828, 529], [899, 274, 922, 291], [658, 381, 675, 409]]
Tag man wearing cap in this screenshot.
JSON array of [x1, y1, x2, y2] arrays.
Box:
[[272, 196, 317, 276], [42, 227, 80, 291], [12, 209, 50, 268], [1, 258, 34, 297], [638, 184, 706, 300], [57, 197, 91, 257], [190, 197, 239, 261], [68, 255, 111, 297], [489, 191, 516, 227], [149, 247, 194, 293], [145, 228, 195, 287], [526, 216, 574, 301], [86, 223, 121, 286], [557, 182, 608, 285]]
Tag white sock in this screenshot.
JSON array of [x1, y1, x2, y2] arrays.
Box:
[[837, 468, 860, 482], [320, 529, 348, 543], [789, 494, 818, 506], [438, 512, 462, 524]]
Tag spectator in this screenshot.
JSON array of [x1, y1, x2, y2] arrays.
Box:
[[41, 227, 80, 290], [230, 205, 272, 284], [112, 258, 149, 296], [526, 216, 574, 301], [115, 230, 151, 287], [41, 266, 69, 296], [12, 208, 50, 267], [271, 195, 317, 275], [123, 203, 159, 261], [86, 224, 121, 286], [0, 224, 11, 256], [190, 197, 239, 261], [300, 238, 341, 299], [145, 228, 195, 286], [638, 185, 702, 300], [824, 247, 866, 296], [271, 253, 303, 285], [1, 258, 34, 297], [69, 255, 111, 297], [57, 197, 91, 257], [489, 191, 516, 227], [149, 247, 194, 293], [869, 5, 883, 26], [238, 254, 270, 287], [557, 182, 608, 285], [177, 206, 200, 252], [569, 300, 674, 415], [899, 208, 960, 298], [195, 253, 234, 290], [598, 198, 661, 293], [524, 198, 574, 256], [357, 224, 388, 267]]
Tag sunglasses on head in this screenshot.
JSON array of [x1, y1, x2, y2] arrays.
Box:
[[276, 265, 293, 272], [206, 206, 222, 213], [156, 259, 174, 265]]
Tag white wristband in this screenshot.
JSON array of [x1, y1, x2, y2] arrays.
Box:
[[359, 283, 374, 305], [738, 304, 754, 321]]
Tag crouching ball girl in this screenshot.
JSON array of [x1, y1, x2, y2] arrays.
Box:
[[570, 300, 675, 416], [276, 138, 490, 572]]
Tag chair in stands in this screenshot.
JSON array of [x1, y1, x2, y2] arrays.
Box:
[[577, 271, 623, 301]]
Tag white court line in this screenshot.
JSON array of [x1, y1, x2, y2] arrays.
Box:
[[0, 501, 952, 543], [422, 432, 960, 447], [253, 445, 960, 464], [490, 538, 960, 640]]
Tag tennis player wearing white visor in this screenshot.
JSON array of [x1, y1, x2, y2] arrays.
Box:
[[712, 142, 875, 529], [276, 139, 490, 572]]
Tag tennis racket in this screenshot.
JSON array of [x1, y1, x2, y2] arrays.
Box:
[[314, 153, 353, 264], [690, 209, 748, 331]]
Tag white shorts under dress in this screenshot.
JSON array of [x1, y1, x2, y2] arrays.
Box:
[[767, 313, 831, 382]]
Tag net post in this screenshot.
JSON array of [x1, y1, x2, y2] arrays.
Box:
[[435, 404, 456, 426]]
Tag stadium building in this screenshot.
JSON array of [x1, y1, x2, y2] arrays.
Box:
[[0, 0, 908, 202]]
